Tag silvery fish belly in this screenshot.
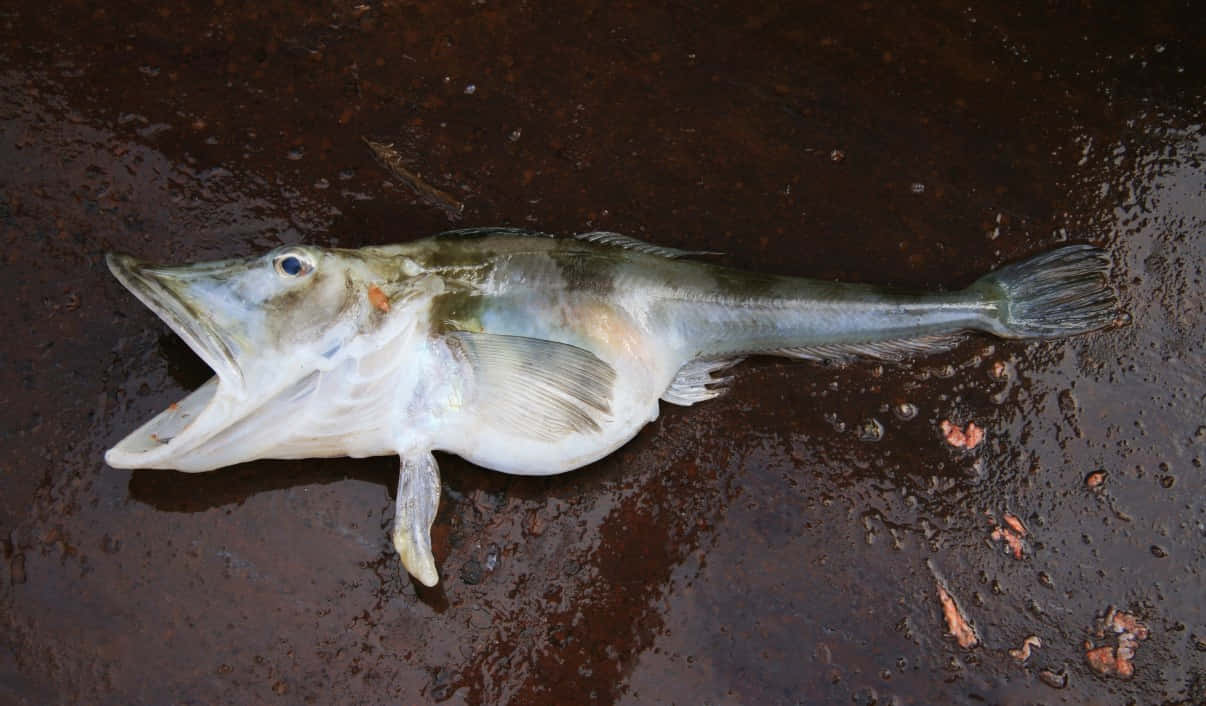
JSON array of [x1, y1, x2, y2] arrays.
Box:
[[104, 228, 1119, 586]]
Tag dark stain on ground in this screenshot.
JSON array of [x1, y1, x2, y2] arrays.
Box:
[[1, 1, 1204, 704]]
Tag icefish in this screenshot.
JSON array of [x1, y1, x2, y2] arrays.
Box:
[[105, 228, 1118, 585]]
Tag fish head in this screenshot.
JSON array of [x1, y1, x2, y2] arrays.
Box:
[[104, 245, 433, 471]]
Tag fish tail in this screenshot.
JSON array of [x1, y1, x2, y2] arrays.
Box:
[[972, 245, 1118, 338]]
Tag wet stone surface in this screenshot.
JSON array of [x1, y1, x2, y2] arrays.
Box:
[[1, 1, 1204, 704]]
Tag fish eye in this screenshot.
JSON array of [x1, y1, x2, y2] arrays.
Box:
[[273, 251, 314, 278]]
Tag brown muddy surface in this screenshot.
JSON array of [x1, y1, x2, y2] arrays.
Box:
[[1, 2, 1203, 704]]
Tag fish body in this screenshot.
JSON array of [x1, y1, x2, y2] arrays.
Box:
[[105, 228, 1117, 585]]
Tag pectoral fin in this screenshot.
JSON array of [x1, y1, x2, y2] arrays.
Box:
[[392, 452, 441, 587], [447, 331, 617, 442]]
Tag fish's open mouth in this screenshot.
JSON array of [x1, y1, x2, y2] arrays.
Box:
[[107, 377, 221, 459], [104, 253, 244, 469]]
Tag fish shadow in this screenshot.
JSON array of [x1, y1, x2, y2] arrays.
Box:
[[125, 452, 587, 514], [127, 456, 398, 513]]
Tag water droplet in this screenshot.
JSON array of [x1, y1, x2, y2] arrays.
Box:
[[460, 558, 483, 584], [858, 418, 884, 442], [893, 402, 918, 420], [9, 553, 25, 584], [1039, 669, 1068, 689], [851, 686, 878, 706], [464, 83, 477, 95]]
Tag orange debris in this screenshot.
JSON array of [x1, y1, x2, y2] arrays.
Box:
[[1110, 611, 1149, 639], [990, 527, 1025, 559], [940, 420, 984, 449], [1009, 635, 1041, 662], [368, 284, 390, 313], [1084, 609, 1148, 679], [936, 582, 978, 648], [1002, 513, 1026, 536]]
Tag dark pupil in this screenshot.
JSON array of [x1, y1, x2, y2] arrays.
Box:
[[280, 256, 302, 275]]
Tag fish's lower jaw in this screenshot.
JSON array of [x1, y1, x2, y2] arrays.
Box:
[[103, 447, 135, 469], [103, 441, 221, 472], [392, 526, 439, 587], [103, 434, 181, 470]]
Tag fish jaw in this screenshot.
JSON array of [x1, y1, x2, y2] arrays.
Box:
[[104, 375, 234, 471], [106, 253, 247, 388], [104, 252, 311, 471], [105, 252, 269, 470], [103, 247, 439, 471]]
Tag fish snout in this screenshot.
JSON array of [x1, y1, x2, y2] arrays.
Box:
[[106, 252, 147, 280], [105, 250, 247, 389]]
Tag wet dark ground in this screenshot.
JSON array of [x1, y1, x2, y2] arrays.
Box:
[[1, 1, 1204, 704]]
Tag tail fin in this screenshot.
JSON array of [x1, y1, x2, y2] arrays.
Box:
[[974, 245, 1118, 338]]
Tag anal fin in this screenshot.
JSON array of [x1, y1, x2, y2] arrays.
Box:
[[392, 452, 441, 587], [770, 333, 966, 363], [662, 357, 744, 406]]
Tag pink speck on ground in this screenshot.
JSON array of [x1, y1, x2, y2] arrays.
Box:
[[1008, 635, 1041, 661], [990, 526, 1025, 559], [936, 582, 978, 648], [1085, 610, 1148, 679], [1002, 513, 1026, 536], [940, 420, 984, 449]]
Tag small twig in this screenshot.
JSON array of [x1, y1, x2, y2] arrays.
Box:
[[363, 137, 464, 219]]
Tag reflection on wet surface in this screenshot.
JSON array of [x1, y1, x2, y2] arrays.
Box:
[[1, 1, 1203, 703]]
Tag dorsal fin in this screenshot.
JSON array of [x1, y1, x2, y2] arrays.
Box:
[[435, 227, 554, 240], [574, 231, 722, 259], [433, 228, 721, 259]]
